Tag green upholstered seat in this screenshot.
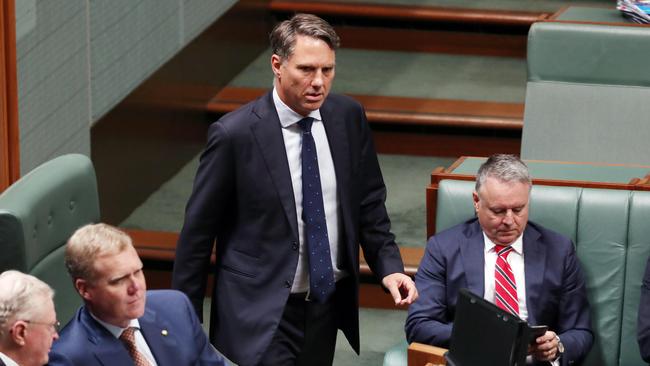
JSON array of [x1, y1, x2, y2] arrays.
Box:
[[0, 154, 99, 325], [521, 17, 650, 165]]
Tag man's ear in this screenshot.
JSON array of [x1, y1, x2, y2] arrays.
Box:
[[9, 321, 27, 346], [271, 54, 282, 78], [472, 191, 480, 211], [75, 278, 91, 301]]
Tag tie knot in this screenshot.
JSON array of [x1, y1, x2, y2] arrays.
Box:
[[495, 245, 513, 257], [298, 117, 314, 133], [120, 326, 136, 343]]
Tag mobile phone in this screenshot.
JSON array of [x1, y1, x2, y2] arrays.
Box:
[[529, 325, 548, 344]]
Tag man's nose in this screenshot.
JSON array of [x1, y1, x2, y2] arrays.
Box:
[[503, 210, 514, 224], [312, 71, 324, 88]]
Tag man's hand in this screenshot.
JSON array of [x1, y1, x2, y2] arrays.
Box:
[[381, 273, 418, 306], [530, 330, 560, 362]]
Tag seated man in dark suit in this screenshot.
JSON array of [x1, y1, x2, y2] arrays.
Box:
[[637, 256, 650, 362], [406, 154, 593, 365], [0, 270, 59, 366], [48, 223, 224, 366]]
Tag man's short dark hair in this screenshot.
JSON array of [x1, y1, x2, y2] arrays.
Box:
[[270, 13, 340, 60]]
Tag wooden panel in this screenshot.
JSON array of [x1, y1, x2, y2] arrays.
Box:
[[359, 282, 410, 309], [130, 228, 422, 309], [209, 87, 524, 131], [270, 0, 548, 26], [372, 130, 520, 157], [128, 228, 423, 277], [0, 0, 20, 192], [335, 25, 527, 58], [408, 342, 448, 366]]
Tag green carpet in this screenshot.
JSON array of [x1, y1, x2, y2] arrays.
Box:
[[121, 153, 455, 247], [231, 48, 527, 103]]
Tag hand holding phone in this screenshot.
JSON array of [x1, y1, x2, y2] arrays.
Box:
[[529, 325, 548, 345]]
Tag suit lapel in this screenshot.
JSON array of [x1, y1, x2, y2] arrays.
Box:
[[250, 93, 299, 241], [320, 100, 351, 197], [139, 307, 177, 366], [319, 101, 353, 263], [460, 221, 486, 296], [523, 225, 545, 325], [79, 308, 134, 366]]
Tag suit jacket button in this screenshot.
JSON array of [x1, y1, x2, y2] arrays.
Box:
[[292, 241, 298, 250], [285, 280, 292, 288]]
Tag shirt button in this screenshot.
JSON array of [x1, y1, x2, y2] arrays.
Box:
[[285, 280, 292, 288]]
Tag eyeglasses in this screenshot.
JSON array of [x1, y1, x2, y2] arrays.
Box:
[[23, 319, 61, 333]]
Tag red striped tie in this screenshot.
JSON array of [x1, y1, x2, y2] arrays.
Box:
[[494, 245, 519, 316]]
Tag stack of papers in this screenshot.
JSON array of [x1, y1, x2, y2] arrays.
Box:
[[618, 0, 650, 23]]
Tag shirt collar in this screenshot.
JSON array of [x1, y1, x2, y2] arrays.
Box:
[[483, 231, 524, 255], [0, 352, 19, 366], [89, 310, 141, 338], [272, 87, 322, 128]]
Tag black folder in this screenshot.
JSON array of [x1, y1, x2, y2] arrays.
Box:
[[445, 288, 543, 366]]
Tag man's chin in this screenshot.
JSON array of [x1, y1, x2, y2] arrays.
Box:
[[497, 234, 518, 245]]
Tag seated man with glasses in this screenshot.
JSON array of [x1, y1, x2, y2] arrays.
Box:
[[0, 270, 59, 366], [48, 223, 225, 366]]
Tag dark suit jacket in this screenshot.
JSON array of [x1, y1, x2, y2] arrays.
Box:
[[47, 290, 224, 366], [637, 256, 650, 362], [172, 91, 404, 366], [406, 219, 593, 366]]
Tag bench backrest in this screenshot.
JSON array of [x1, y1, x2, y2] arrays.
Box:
[[0, 154, 100, 324], [521, 21, 650, 165], [436, 179, 650, 366]]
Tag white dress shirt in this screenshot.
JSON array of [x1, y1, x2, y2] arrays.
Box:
[[90, 312, 158, 366], [272, 88, 347, 294]]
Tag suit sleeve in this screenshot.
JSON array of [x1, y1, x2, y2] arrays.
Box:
[[179, 292, 226, 365], [638, 256, 650, 362], [556, 242, 593, 366], [46, 352, 74, 366], [172, 122, 235, 318], [405, 235, 453, 347], [354, 104, 404, 279]]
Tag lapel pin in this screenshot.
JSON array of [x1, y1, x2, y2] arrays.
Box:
[[161, 329, 168, 336]]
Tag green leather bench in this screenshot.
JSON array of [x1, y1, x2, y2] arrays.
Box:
[[0, 154, 100, 325], [384, 179, 650, 365]]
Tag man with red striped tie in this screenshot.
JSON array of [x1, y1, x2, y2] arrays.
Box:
[[406, 154, 593, 365]]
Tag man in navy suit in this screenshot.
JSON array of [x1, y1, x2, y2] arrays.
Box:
[[48, 223, 224, 366], [0, 270, 59, 366], [406, 154, 593, 365], [172, 13, 417, 366]]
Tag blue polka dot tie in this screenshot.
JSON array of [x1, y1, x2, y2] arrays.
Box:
[[298, 117, 335, 303]]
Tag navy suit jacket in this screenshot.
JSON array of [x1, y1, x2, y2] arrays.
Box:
[[47, 290, 224, 366], [172, 91, 404, 366], [637, 256, 650, 362], [406, 219, 593, 366]]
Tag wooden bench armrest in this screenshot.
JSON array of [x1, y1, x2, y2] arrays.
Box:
[[408, 342, 448, 366]]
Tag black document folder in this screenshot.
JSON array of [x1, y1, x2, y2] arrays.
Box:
[[445, 288, 543, 366]]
